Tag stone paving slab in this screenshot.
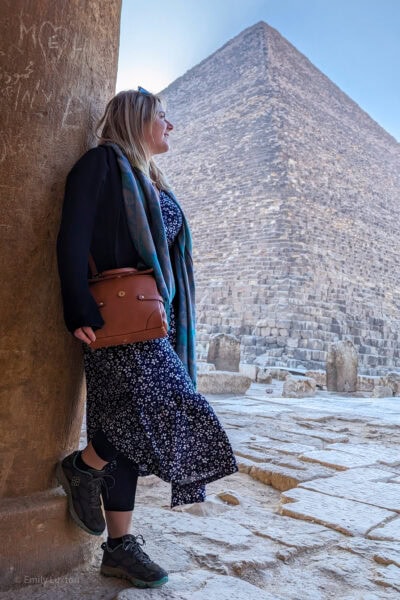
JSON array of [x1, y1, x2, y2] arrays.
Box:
[[299, 449, 377, 470], [280, 487, 395, 536], [305, 466, 397, 484], [238, 508, 342, 551], [281, 427, 351, 443], [240, 459, 337, 491], [300, 470, 400, 512], [369, 517, 400, 541], [325, 442, 400, 466], [250, 441, 318, 455], [375, 564, 400, 593], [6, 386, 400, 599], [116, 570, 282, 600]]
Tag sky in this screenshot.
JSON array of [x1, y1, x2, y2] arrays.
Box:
[[117, 0, 400, 142]]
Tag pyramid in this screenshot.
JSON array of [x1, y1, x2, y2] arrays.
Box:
[[157, 22, 400, 373]]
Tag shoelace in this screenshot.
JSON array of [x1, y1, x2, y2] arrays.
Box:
[[88, 472, 115, 507], [123, 535, 152, 564]]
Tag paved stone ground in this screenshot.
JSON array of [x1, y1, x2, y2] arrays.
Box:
[[4, 382, 400, 599]]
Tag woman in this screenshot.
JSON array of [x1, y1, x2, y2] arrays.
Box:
[[56, 88, 237, 589]]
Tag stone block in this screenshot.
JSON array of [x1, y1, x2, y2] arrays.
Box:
[[369, 517, 400, 541], [375, 564, 400, 592], [305, 369, 326, 387], [257, 367, 272, 383], [357, 375, 385, 391], [239, 363, 258, 380], [301, 476, 400, 512], [383, 372, 400, 396], [197, 371, 251, 394], [280, 487, 395, 536], [282, 375, 316, 398], [207, 333, 241, 372], [372, 385, 394, 398], [299, 449, 377, 470], [326, 339, 358, 392], [197, 362, 216, 373]]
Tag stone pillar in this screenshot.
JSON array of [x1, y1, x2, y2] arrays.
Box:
[[326, 339, 358, 392], [207, 333, 241, 372], [0, 0, 121, 589]]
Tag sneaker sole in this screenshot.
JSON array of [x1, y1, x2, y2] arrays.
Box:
[[56, 461, 104, 536], [100, 565, 168, 588]]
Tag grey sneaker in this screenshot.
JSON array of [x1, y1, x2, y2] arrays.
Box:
[[56, 450, 113, 535], [100, 534, 168, 588]]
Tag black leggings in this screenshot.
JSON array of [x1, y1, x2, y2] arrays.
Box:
[[91, 430, 139, 511]]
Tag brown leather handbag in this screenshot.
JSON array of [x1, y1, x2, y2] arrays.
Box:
[[88, 256, 168, 349]]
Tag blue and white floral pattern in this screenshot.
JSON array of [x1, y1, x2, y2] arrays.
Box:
[[84, 191, 237, 507]]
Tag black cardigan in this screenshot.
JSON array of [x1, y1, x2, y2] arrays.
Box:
[[57, 145, 141, 332]]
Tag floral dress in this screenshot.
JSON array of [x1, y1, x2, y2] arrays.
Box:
[[84, 190, 238, 506]]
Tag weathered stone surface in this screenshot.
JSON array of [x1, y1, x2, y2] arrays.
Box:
[[384, 372, 400, 396], [282, 375, 316, 398], [5, 385, 400, 599], [326, 340, 358, 392], [281, 488, 394, 535], [197, 371, 251, 394], [239, 363, 258, 380], [0, 0, 121, 589], [241, 459, 336, 491], [358, 375, 385, 392], [257, 367, 273, 383], [207, 333, 240, 372], [117, 571, 281, 600], [301, 476, 400, 512], [305, 369, 326, 388], [369, 518, 400, 541], [375, 564, 400, 592], [325, 443, 400, 466], [373, 385, 394, 398], [197, 362, 216, 372], [299, 449, 376, 470]]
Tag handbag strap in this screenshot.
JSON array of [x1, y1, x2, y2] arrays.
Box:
[[88, 254, 98, 278]]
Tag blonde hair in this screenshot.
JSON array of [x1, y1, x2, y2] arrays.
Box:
[[96, 89, 170, 190]]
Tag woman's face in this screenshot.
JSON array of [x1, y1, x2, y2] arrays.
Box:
[[144, 107, 173, 156]]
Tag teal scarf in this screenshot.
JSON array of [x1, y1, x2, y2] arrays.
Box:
[[108, 143, 197, 386]]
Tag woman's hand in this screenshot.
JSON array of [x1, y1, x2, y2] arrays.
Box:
[[73, 326, 96, 345]]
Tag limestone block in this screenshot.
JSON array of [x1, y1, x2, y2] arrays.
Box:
[[325, 444, 400, 466], [217, 491, 241, 506], [239, 363, 258, 380], [305, 369, 326, 388], [244, 460, 336, 492], [240, 510, 341, 551], [197, 362, 216, 373], [383, 372, 400, 396], [373, 386, 394, 398], [117, 571, 281, 600], [197, 371, 251, 394], [207, 333, 241, 372], [257, 367, 272, 383], [375, 564, 400, 592], [268, 368, 290, 380], [282, 375, 316, 398], [357, 375, 385, 392], [369, 517, 400, 541], [299, 449, 377, 470], [280, 487, 395, 536], [326, 339, 358, 392], [301, 476, 400, 512]]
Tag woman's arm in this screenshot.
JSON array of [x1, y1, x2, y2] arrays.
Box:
[[57, 147, 108, 334]]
